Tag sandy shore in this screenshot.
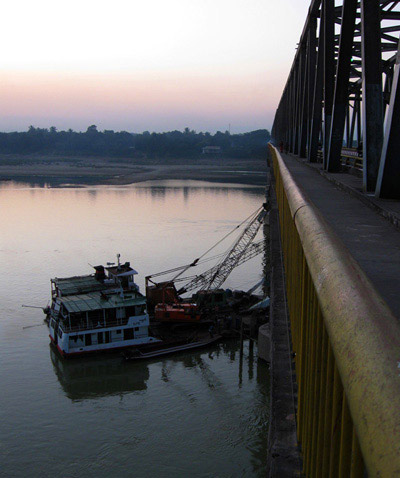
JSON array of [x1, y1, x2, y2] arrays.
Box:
[[0, 156, 268, 186]]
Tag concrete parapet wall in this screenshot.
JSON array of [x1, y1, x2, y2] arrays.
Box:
[[266, 205, 302, 477], [257, 323, 271, 362]]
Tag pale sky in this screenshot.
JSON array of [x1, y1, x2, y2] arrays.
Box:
[[1, 0, 311, 133]]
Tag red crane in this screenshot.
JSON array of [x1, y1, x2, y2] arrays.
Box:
[[145, 204, 268, 323]]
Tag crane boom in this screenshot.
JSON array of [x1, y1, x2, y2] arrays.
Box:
[[177, 206, 267, 294]]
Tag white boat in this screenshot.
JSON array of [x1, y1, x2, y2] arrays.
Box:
[[48, 255, 160, 358]]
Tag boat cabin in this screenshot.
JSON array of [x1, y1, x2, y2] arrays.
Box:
[[51, 262, 138, 299], [48, 257, 161, 357]]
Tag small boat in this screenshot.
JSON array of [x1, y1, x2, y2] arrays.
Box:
[[47, 255, 161, 358], [122, 335, 221, 361]]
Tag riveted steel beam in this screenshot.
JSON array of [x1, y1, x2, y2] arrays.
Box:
[[306, 16, 318, 155], [299, 43, 309, 158], [327, 0, 358, 172], [308, 9, 325, 163], [272, 0, 400, 197], [361, 0, 384, 191], [376, 42, 400, 198], [323, 0, 336, 168]]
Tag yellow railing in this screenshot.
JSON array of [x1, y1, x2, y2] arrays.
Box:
[[269, 143, 400, 477]]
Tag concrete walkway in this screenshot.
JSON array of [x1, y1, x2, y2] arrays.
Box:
[[281, 153, 400, 319]]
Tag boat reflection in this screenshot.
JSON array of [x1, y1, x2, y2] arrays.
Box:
[[51, 339, 268, 404], [50, 347, 150, 400]]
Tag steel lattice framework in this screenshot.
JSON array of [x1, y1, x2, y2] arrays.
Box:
[[176, 238, 265, 294], [177, 209, 267, 294], [272, 0, 400, 198]]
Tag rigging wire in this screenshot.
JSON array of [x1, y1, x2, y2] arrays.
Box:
[[169, 205, 264, 283], [146, 205, 264, 285], [167, 239, 265, 284], [195, 206, 263, 262]]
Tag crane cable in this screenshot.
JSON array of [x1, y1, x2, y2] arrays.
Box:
[[173, 239, 265, 284], [170, 205, 264, 283]]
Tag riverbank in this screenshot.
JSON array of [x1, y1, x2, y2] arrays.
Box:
[[0, 155, 267, 186]]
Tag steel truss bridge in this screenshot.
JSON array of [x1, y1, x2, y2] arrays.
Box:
[[269, 2, 400, 477], [272, 0, 400, 198]]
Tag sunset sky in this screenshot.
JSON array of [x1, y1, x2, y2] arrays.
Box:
[[1, 0, 311, 133]]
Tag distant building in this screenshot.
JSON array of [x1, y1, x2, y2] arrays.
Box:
[[202, 146, 222, 155]]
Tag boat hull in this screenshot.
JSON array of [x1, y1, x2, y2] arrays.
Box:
[[122, 335, 221, 361], [48, 315, 161, 358], [50, 335, 161, 358]]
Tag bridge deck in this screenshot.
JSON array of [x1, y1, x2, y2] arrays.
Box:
[[280, 153, 400, 319]]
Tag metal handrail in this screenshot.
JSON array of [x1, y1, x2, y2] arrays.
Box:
[[269, 143, 400, 476], [59, 315, 147, 334], [59, 319, 128, 333]]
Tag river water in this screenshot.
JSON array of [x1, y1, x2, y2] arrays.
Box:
[[0, 179, 269, 477]]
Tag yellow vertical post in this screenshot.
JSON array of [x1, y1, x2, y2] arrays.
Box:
[[315, 313, 327, 477], [300, 278, 309, 450], [350, 427, 364, 478], [304, 277, 316, 474], [338, 393, 353, 477], [329, 363, 343, 477], [297, 256, 308, 442], [302, 270, 313, 465], [310, 297, 323, 476], [322, 342, 334, 476]]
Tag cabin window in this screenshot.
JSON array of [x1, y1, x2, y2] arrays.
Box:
[[125, 306, 136, 317], [97, 332, 104, 344], [116, 308, 125, 320], [121, 277, 129, 289], [134, 327, 139, 331], [104, 331, 110, 343], [70, 312, 86, 329], [87, 310, 103, 326], [69, 335, 84, 349], [106, 309, 116, 322], [136, 305, 145, 315], [113, 329, 122, 342], [123, 328, 134, 340], [85, 334, 92, 346]]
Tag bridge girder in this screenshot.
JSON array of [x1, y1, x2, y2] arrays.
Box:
[[272, 0, 400, 198]]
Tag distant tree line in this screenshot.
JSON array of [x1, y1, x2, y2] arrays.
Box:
[[0, 125, 270, 159]]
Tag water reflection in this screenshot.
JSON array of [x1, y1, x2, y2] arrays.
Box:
[[50, 340, 267, 404], [50, 348, 149, 400]]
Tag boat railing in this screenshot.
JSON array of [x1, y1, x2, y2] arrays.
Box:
[[59, 314, 148, 334], [60, 318, 129, 334]]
